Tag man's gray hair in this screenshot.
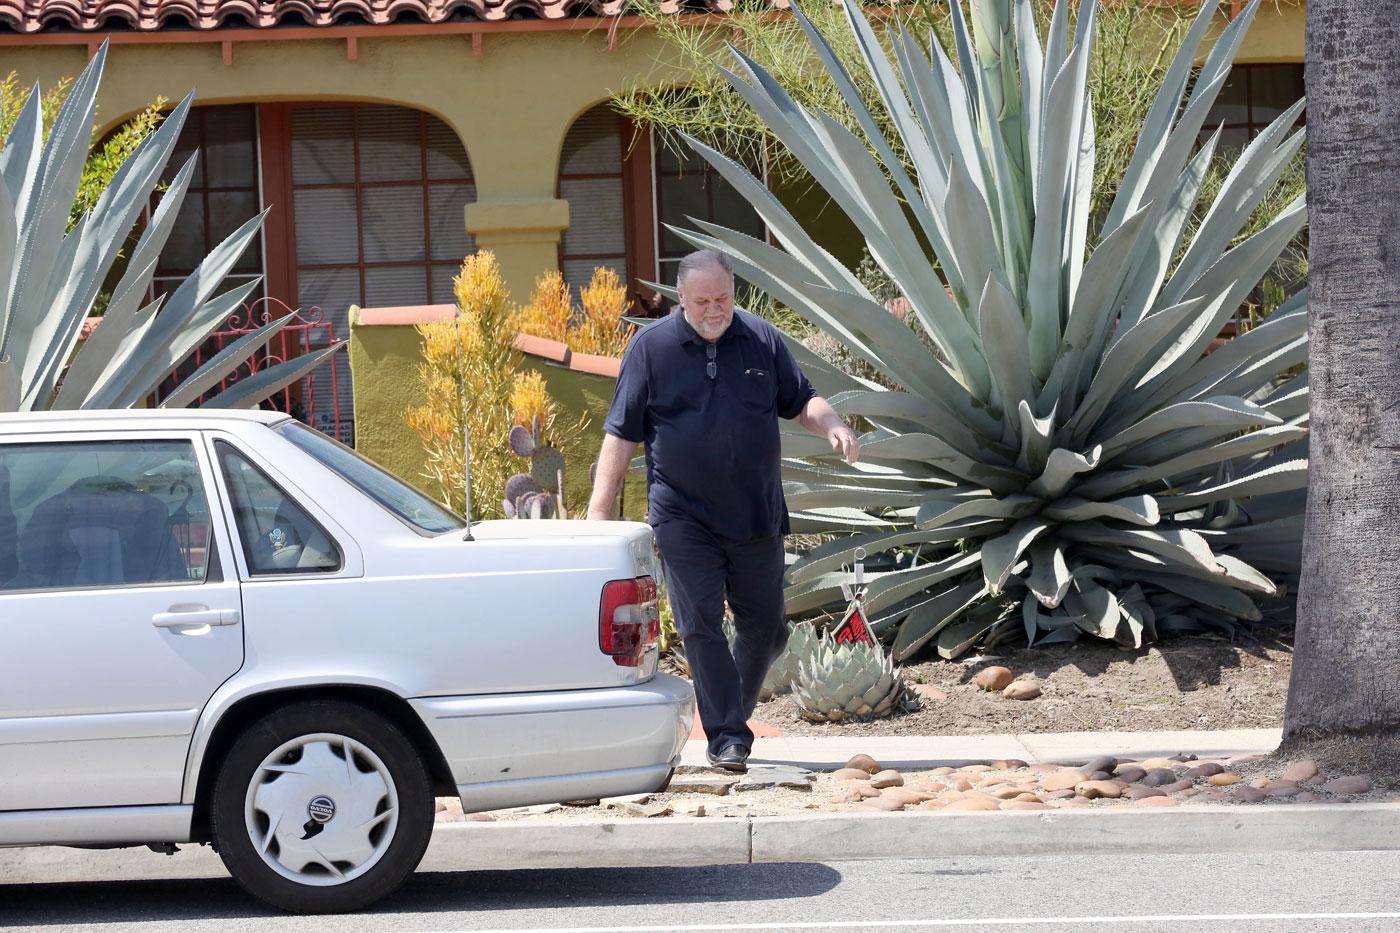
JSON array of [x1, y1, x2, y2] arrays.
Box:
[[676, 249, 734, 289]]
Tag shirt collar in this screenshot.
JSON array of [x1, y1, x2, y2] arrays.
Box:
[[673, 307, 746, 347]]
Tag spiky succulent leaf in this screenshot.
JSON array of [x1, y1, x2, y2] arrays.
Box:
[[0, 41, 319, 414], [680, 0, 1306, 658], [762, 621, 819, 696]]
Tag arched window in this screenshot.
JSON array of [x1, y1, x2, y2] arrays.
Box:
[[150, 102, 477, 443], [558, 105, 632, 297], [286, 104, 475, 315], [557, 102, 767, 311], [654, 141, 765, 293], [1204, 63, 1305, 151]]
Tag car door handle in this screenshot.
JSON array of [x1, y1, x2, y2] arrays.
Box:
[[153, 605, 240, 629]]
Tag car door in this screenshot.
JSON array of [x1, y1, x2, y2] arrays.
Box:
[[0, 431, 243, 811]]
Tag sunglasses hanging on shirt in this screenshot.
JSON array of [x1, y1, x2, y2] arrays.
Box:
[[706, 344, 717, 380]]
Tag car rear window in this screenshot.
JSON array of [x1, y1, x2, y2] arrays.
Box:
[[278, 422, 465, 536]]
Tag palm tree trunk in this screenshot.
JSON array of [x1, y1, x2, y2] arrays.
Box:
[[1282, 0, 1400, 750]]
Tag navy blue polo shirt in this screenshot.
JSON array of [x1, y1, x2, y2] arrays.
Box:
[[604, 308, 817, 541]]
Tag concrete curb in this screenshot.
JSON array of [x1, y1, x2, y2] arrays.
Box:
[[4, 803, 1397, 885], [420, 802, 1400, 871]]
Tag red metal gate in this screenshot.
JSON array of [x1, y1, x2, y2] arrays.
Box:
[[160, 298, 353, 445]]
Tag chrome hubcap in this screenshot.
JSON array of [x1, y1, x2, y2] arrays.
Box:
[[244, 733, 398, 886]]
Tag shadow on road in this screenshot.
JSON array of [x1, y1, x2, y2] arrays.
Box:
[[0, 862, 845, 926]]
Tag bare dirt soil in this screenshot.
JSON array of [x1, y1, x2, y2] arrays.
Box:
[[758, 631, 1294, 736]]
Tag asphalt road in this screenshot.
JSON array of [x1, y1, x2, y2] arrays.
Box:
[[2, 849, 1398, 933]]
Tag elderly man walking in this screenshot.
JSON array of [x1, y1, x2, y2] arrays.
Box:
[[587, 250, 860, 772]]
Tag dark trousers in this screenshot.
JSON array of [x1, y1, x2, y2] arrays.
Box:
[[654, 519, 789, 757]]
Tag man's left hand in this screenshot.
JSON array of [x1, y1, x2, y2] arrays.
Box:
[[829, 423, 861, 464]]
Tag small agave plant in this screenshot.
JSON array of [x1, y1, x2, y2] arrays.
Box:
[[792, 633, 910, 722], [669, 0, 1308, 660], [760, 621, 820, 698], [0, 42, 340, 413]]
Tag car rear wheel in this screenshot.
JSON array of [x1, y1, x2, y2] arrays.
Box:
[[210, 700, 434, 913]]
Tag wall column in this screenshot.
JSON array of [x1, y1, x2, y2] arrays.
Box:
[[463, 198, 570, 298]]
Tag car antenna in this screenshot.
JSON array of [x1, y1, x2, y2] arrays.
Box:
[[456, 309, 475, 542]]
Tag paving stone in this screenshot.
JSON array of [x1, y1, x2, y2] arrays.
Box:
[[870, 769, 905, 789], [1281, 760, 1320, 783], [944, 797, 1000, 811], [1186, 762, 1225, 778], [844, 754, 882, 774], [858, 796, 905, 812], [1042, 769, 1089, 791], [1002, 680, 1042, 701], [1141, 768, 1181, 787], [974, 666, 1013, 691], [735, 766, 817, 792], [1124, 785, 1166, 800], [666, 775, 735, 796], [1083, 755, 1118, 774], [912, 683, 949, 703], [1074, 780, 1125, 799], [1323, 776, 1373, 795], [1265, 781, 1302, 798]]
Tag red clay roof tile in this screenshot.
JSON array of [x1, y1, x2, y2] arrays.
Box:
[[0, 0, 786, 33]]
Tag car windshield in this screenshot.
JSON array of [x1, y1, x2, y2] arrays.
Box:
[[277, 422, 466, 536]]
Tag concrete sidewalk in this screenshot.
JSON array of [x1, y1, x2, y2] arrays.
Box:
[[679, 727, 1284, 770]]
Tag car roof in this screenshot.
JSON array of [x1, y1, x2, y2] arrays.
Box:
[[0, 409, 291, 434]]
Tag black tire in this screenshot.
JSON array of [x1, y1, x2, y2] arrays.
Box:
[[209, 700, 434, 914]]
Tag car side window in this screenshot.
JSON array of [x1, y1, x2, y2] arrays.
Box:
[[216, 442, 341, 576], [0, 440, 214, 592]]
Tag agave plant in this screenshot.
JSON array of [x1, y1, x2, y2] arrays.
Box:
[[668, 0, 1308, 659], [792, 632, 909, 722], [0, 42, 340, 413], [761, 620, 820, 698]]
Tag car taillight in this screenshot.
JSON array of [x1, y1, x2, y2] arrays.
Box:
[[599, 576, 660, 667]]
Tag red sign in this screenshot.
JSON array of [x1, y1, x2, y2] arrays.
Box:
[[831, 599, 875, 646]]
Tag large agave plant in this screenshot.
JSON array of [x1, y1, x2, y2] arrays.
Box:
[[669, 0, 1308, 659], [0, 42, 340, 413]]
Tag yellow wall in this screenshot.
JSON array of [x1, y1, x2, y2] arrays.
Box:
[[347, 307, 433, 487], [1234, 2, 1304, 62], [348, 310, 647, 520], [0, 29, 685, 299]]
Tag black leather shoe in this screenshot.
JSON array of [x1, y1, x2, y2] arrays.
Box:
[[707, 744, 750, 773]]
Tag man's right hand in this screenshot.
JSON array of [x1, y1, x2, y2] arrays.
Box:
[[586, 433, 639, 520]]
